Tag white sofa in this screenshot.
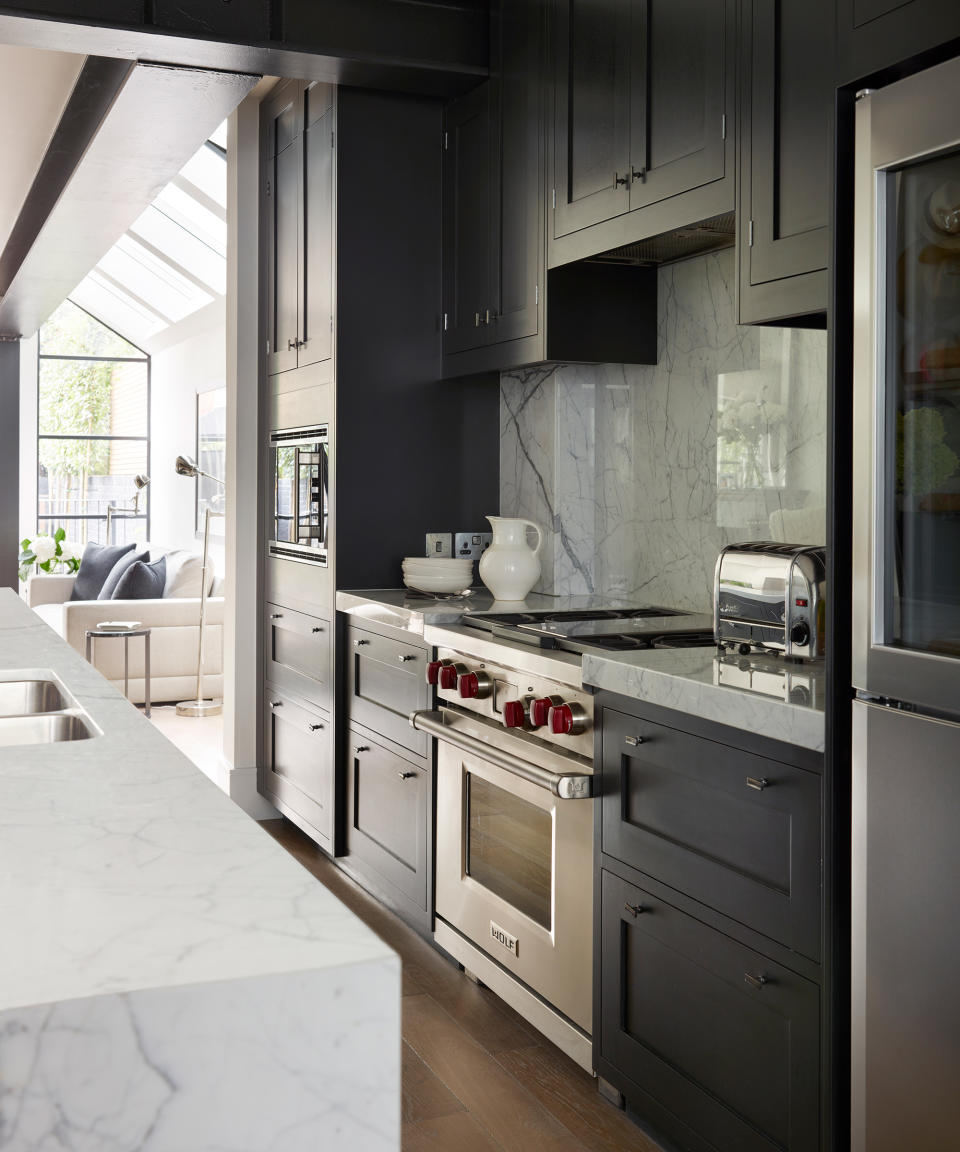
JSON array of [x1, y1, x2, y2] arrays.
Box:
[[27, 568, 224, 705]]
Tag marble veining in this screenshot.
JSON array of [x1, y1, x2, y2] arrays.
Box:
[[0, 590, 399, 1151], [500, 249, 828, 608]]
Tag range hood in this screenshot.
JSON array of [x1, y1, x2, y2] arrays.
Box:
[[585, 212, 736, 267]]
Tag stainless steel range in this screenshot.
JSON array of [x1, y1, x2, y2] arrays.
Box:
[[410, 605, 717, 1073]]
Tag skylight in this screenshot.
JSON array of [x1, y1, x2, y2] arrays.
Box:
[[67, 121, 228, 347]]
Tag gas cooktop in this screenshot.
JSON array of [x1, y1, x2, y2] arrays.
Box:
[[464, 606, 718, 655]]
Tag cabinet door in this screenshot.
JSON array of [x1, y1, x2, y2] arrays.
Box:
[[600, 871, 820, 1152], [630, 0, 729, 211], [488, 0, 542, 346], [299, 84, 334, 370], [264, 603, 331, 709], [553, 0, 632, 237], [601, 708, 822, 959], [443, 83, 492, 356], [262, 692, 332, 849], [346, 625, 429, 757], [739, 0, 832, 323], [345, 729, 429, 916], [838, 1, 960, 85], [265, 86, 301, 377]]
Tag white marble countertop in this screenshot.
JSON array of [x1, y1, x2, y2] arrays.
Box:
[[0, 590, 399, 1150], [582, 646, 826, 753]]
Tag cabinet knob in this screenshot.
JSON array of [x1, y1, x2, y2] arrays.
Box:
[[624, 735, 645, 746], [354, 638, 369, 647], [270, 613, 283, 619], [287, 339, 298, 351], [746, 777, 770, 791], [270, 700, 282, 708], [624, 902, 646, 917], [354, 745, 369, 754], [744, 972, 768, 991], [397, 771, 416, 780], [614, 171, 629, 187], [631, 167, 646, 183], [312, 626, 324, 633], [308, 723, 324, 732], [397, 653, 415, 663]]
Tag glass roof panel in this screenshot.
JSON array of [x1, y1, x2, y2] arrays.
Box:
[[179, 142, 227, 208], [40, 299, 145, 358], [98, 235, 214, 322], [70, 273, 167, 346], [153, 184, 226, 256], [209, 119, 227, 151], [128, 205, 226, 294]]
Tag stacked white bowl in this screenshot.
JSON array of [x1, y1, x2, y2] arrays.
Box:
[[402, 556, 474, 595]]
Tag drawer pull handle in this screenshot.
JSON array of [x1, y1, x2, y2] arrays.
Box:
[[270, 700, 282, 709], [354, 745, 369, 754], [308, 723, 324, 732], [624, 902, 646, 917], [624, 735, 645, 746], [397, 654, 415, 663], [744, 972, 768, 991], [354, 639, 369, 647], [270, 613, 283, 619], [397, 771, 416, 780], [746, 776, 769, 791], [312, 626, 324, 633]]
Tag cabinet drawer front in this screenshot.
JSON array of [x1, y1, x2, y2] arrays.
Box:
[[601, 709, 821, 958], [263, 693, 332, 847], [265, 604, 331, 708], [600, 871, 819, 1152], [346, 730, 428, 909], [346, 627, 429, 755]]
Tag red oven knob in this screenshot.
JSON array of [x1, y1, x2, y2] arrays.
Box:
[[426, 660, 445, 685], [459, 669, 493, 700], [549, 701, 588, 736], [502, 700, 527, 728], [530, 695, 562, 729], [438, 664, 459, 690]]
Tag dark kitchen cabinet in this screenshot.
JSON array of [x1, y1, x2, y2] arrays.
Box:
[[550, 0, 735, 267], [443, 0, 543, 373], [737, 0, 833, 325], [595, 691, 826, 1152], [264, 602, 332, 711], [344, 622, 430, 758], [263, 80, 334, 378], [837, 0, 960, 87], [262, 690, 333, 851], [600, 870, 820, 1152]]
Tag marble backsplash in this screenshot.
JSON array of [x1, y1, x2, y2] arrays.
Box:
[[500, 249, 828, 611]]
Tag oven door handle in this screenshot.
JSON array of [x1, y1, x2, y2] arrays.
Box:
[[410, 710, 592, 800]]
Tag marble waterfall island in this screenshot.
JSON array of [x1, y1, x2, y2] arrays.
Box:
[[0, 590, 399, 1152]]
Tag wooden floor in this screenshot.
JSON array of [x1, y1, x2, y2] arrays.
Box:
[[262, 818, 663, 1152]]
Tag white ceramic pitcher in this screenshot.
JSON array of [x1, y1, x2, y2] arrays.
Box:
[[478, 516, 544, 601]]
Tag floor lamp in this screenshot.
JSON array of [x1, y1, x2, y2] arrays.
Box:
[[106, 473, 150, 543], [174, 455, 224, 718]]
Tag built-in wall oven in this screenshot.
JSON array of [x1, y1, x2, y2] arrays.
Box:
[[412, 627, 595, 1072], [270, 426, 329, 565]]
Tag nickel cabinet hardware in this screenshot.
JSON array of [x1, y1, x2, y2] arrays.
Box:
[[744, 972, 768, 991], [746, 776, 769, 791], [397, 771, 416, 780], [624, 901, 646, 917], [624, 734, 645, 746], [397, 654, 415, 663], [308, 723, 324, 732], [354, 745, 370, 754]]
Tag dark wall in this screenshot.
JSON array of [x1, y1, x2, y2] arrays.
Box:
[[0, 342, 20, 590], [335, 88, 500, 590]]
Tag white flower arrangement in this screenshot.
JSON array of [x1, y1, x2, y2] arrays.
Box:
[[18, 527, 83, 583]]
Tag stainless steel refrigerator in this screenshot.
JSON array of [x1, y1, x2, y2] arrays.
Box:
[[852, 57, 960, 1152]]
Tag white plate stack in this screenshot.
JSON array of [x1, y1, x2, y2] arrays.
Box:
[[402, 556, 474, 595]]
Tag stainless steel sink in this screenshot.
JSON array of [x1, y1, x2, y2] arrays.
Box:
[[0, 679, 68, 716], [0, 714, 94, 746]]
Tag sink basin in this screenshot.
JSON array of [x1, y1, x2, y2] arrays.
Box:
[[0, 714, 94, 746], [0, 679, 68, 716]]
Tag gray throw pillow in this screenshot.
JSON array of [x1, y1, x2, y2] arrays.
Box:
[[98, 549, 148, 600], [70, 542, 135, 601], [111, 555, 167, 600]]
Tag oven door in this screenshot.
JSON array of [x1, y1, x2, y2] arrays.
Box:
[[431, 710, 593, 1033], [270, 428, 329, 564]]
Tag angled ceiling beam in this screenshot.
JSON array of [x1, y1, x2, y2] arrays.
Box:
[[0, 62, 259, 339]]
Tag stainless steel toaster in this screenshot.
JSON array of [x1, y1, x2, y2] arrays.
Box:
[[714, 542, 826, 660]]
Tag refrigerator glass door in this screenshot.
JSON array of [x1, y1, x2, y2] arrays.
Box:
[[854, 59, 960, 710]]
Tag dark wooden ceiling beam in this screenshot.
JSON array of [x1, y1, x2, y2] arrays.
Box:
[[0, 0, 489, 96]]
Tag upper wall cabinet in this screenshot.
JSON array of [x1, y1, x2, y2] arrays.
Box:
[[837, 0, 960, 86], [550, 0, 736, 267], [443, 0, 543, 373], [264, 81, 334, 379], [737, 0, 833, 326]]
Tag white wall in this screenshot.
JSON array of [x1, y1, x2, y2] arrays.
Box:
[[145, 299, 226, 579]]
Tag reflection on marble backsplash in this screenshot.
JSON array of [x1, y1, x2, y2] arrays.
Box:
[[500, 249, 827, 611]]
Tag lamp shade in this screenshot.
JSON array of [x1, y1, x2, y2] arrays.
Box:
[[175, 455, 199, 478]]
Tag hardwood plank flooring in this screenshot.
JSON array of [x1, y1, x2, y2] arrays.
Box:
[[261, 818, 662, 1152]]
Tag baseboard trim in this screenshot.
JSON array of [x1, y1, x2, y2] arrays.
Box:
[[227, 764, 279, 820]]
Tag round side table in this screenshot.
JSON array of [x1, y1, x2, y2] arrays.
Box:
[[85, 627, 152, 718]]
